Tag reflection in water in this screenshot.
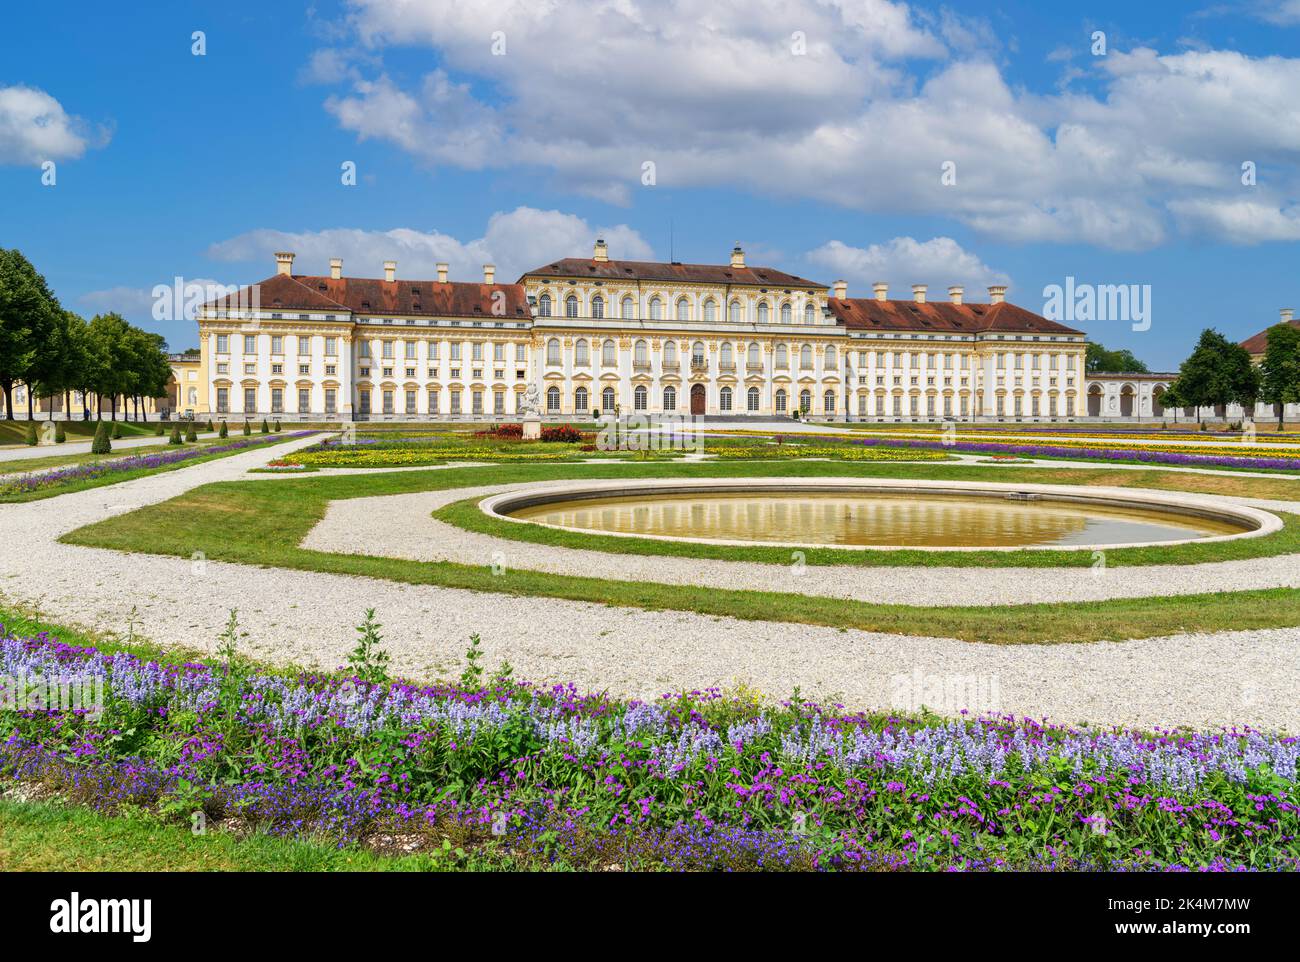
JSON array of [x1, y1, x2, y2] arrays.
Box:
[[508, 491, 1244, 548]]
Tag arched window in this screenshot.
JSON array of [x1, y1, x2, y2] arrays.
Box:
[[676, 298, 690, 321], [804, 303, 816, 324], [664, 341, 678, 366], [800, 389, 811, 413], [575, 338, 589, 366], [621, 296, 635, 319], [602, 339, 616, 366], [800, 344, 813, 369], [747, 343, 760, 367], [663, 385, 677, 410], [703, 299, 717, 322], [634, 385, 647, 410], [775, 344, 788, 368], [775, 389, 787, 413], [565, 295, 579, 318], [538, 293, 552, 317], [747, 386, 760, 411], [757, 302, 769, 324], [634, 339, 648, 366], [780, 303, 792, 324], [546, 386, 560, 412], [691, 341, 706, 366], [824, 390, 836, 413], [825, 345, 837, 367], [729, 300, 742, 323], [546, 338, 560, 365], [719, 342, 733, 366], [602, 386, 616, 412], [591, 295, 604, 319], [719, 386, 733, 411], [574, 386, 588, 411], [649, 297, 663, 320]]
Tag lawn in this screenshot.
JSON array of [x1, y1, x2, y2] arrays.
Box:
[[0, 418, 161, 447], [59, 459, 1300, 643]]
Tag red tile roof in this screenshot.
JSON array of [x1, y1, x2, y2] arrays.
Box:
[[1239, 319, 1300, 355], [827, 297, 1085, 337], [205, 272, 532, 320], [520, 257, 826, 289]]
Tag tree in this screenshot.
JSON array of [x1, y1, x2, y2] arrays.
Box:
[[1169, 328, 1259, 424], [184, 422, 197, 443], [90, 419, 111, 454], [1257, 323, 1300, 430], [0, 249, 61, 420], [1086, 342, 1150, 375], [168, 423, 182, 445]]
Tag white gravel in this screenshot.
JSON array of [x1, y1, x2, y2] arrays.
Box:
[[301, 480, 1300, 606], [1, 435, 1297, 731]]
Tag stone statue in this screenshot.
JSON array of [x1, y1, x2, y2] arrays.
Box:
[[521, 383, 542, 418]]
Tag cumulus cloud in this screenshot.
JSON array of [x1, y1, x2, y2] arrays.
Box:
[[1168, 198, 1300, 243], [807, 237, 1011, 297], [205, 206, 655, 283], [305, 0, 1300, 250], [0, 85, 105, 165]]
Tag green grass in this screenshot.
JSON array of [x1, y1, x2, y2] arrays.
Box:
[[0, 418, 162, 447], [0, 435, 231, 475], [0, 798, 493, 871], [436, 496, 1300, 569], [58, 459, 1300, 643], [0, 432, 315, 503]]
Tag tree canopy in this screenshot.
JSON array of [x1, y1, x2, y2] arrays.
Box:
[[1169, 328, 1259, 419], [1085, 342, 1150, 374]]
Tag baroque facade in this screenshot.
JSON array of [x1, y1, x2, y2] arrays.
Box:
[[195, 242, 1091, 423]]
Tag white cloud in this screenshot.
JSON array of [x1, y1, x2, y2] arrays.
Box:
[[205, 206, 655, 283], [1168, 198, 1300, 243], [1257, 1, 1300, 25], [0, 85, 103, 165], [305, 0, 1300, 250], [807, 237, 1011, 296]]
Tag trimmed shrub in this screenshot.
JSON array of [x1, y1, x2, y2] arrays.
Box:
[[207, 420, 214, 432], [243, 421, 252, 436], [218, 421, 228, 439], [90, 420, 111, 455], [24, 422, 37, 445], [185, 423, 198, 443], [273, 420, 282, 432], [168, 424, 182, 445], [54, 422, 66, 444], [260, 418, 269, 434]]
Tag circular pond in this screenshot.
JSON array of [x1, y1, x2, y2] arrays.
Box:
[[483, 481, 1273, 551]]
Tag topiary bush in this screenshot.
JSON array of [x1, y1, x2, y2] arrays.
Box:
[[207, 419, 214, 432], [273, 420, 281, 433], [90, 420, 111, 454], [260, 418, 269, 434], [218, 421, 228, 439], [185, 423, 197, 443], [54, 422, 66, 444], [168, 424, 182, 445], [242, 421, 251, 436], [24, 422, 37, 445]]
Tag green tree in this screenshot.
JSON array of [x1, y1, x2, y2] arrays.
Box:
[[1170, 328, 1259, 424], [184, 422, 197, 443], [1258, 323, 1300, 430], [90, 419, 111, 454], [0, 249, 61, 420], [1086, 342, 1150, 375]]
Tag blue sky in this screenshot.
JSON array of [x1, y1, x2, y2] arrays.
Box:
[[2, 0, 1298, 368]]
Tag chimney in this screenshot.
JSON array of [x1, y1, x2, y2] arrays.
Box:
[[437, 263, 449, 283], [872, 282, 888, 302], [274, 251, 295, 276], [832, 280, 848, 300], [593, 238, 609, 263], [948, 285, 964, 305], [483, 264, 496, 285], [383, 260, 396, 283], [912, 284, 927, 304], [329, 258, 343, 280], [730, 245, 746, 269], [1282, 308, 1295, 323], [988, 285, 1007, 304]]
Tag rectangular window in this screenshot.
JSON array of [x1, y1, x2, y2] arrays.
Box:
[[515, 344, 526, 362], [383, 390, 394, 414], [325, 337, 337, 356], [472, 342, 483, 362], [428, 390, 439, 414], [494, 391, 505, 415], [360, 342, 371, 359], [382, 341, 394, 359], [271, 336, 283, 354], [429, 343, 439, 360], [325, 389, 337, 414], [271, 388, 283, 413], [405, 390, 416, 415], [472, 391, 483, 414], [451, 343, 462, 362], [359, 391, 371, 415], [298, 336, 311, 356], [216, 387, 229, 413], [244, 335, 257, 354], [494, 343, 505, 362], [216, 334, 229, 354], [299, 364, 310, 375], [450, 391, 462, 414], [244, 387, 257, 411], [405, 340, 416, 359], [298, 388, 310, 412]]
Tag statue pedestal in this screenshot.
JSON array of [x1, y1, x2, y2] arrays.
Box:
[[522, 415, 542, 440]]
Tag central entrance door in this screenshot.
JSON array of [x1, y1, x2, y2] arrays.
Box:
[[690, 384, 706, 415]]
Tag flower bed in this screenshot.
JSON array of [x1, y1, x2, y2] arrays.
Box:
[[2, 625, 1295, 871], [704, 444, 950, 462], [0, 432, 317, 498]]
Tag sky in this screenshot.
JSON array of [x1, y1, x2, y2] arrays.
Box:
[[2, 0, 1299, 369]]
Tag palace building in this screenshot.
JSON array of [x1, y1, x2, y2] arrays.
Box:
[[195, 243, 1090, 422]]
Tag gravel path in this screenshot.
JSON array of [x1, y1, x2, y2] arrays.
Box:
[[301, 479, 1299, 606], [1, 436, 1296, 730]]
